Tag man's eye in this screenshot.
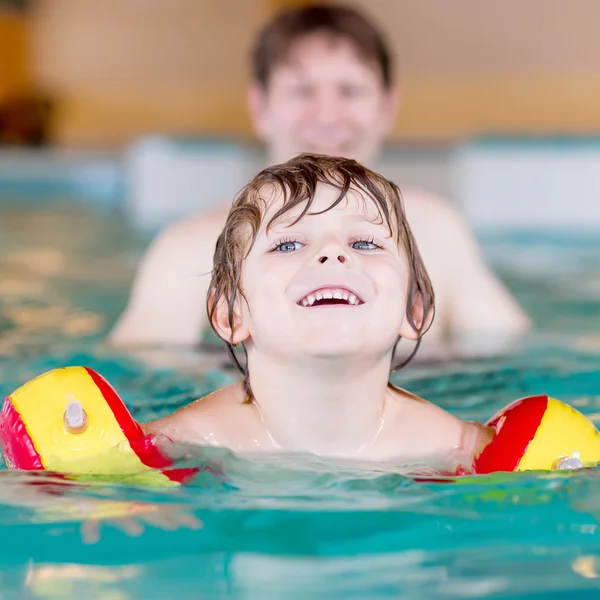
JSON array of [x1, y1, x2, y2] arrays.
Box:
[[289, 85, 313, 98], [340, 85, 368, 99]]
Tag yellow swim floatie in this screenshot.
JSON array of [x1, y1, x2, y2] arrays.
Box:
[[0, 366, 197, 485]]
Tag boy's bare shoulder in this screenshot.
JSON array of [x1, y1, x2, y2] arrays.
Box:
[[143, 382, 252, 447], [386, 384, 489, 453], [392, 384, 461, 423], [179, 382, 247, 414]]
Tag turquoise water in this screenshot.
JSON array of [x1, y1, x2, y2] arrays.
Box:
[[3, 199, 600, 598]]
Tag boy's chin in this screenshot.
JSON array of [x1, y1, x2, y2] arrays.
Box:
[[299, 338, 383, 361]]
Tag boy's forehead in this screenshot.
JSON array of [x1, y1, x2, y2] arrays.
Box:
[[260, 182, 387, 228]]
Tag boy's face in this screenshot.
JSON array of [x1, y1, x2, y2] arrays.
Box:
[[249, 33, 398, 166], [235, 183, 418, 361]]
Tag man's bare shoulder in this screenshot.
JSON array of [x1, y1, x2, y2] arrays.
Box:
[[158, 204, 230, 248], [398, 186, 483, 284], [109, 201, 233, 347], [144, 203, 230, 276], [400, 187, 465, 235]]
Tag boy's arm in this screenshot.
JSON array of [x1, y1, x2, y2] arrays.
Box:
[[109, 215, 221, 348]]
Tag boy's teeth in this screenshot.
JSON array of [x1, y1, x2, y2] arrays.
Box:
[[299, 288, 363, 306]]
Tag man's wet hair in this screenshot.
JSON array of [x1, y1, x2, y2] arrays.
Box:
[[252, 4, 394, 89]]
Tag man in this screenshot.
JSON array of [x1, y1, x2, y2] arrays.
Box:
[[110, 4, 530, 359]]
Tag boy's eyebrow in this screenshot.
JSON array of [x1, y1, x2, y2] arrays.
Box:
[[347, 213, 384, 222], [267, 215, 303, 229], [347, 213, 391, 229]]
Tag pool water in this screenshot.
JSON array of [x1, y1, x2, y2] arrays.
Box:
[[2, 199, 600, 598]]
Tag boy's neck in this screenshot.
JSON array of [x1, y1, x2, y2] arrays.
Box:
[[246, 352, 393, 456]]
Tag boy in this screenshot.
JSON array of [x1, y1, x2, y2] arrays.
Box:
[[143, 154, 492, 474]]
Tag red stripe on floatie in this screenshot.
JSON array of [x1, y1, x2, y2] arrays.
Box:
[[473, 394, 548, 474], [83, 367, 146, 443], [0, 398, 44, 470], [83, 368, 198, 483]]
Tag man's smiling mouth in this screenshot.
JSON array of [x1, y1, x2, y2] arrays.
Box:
[[297, 287, 364, 307]]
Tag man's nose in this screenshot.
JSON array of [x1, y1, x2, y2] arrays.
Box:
[[313, 92, 343, 124]]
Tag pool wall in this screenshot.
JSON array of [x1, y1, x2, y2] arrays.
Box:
[[2, 137, 600, 234]]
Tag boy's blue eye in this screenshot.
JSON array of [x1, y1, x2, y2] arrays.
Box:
[[274, 240, 303, 252], [351, 239, 379, 251]]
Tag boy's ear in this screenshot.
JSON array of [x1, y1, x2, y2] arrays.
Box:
[[209, 292, 250, 345], [398, 291, 433, 341]]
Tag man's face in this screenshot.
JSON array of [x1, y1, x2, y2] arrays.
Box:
[[249, 33, 398, 165]]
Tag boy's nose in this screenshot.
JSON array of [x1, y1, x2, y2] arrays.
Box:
[[318, 254, 346, 264]]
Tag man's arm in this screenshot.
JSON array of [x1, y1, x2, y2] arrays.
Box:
[[438, 200, 531, 352], [109, 214, 223, 348], [403, 189, 530, 360]]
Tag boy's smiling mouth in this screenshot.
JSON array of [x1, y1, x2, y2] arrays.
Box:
[[298, 287, 364, 307]]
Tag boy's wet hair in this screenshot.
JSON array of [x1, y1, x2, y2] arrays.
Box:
[[252, 4, 393, 89], [208, 153, 435, 394]]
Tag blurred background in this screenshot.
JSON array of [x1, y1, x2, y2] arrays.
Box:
[[4, 0, 600, 146], [2, 0, 600, 229]]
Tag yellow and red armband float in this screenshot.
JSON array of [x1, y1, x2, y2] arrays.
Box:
[[0, 366, 197, 486], [1, 367, 599, 480], [473, 394, 600, 474]]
